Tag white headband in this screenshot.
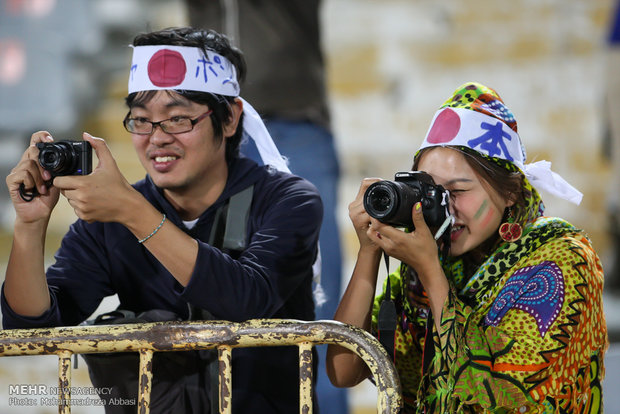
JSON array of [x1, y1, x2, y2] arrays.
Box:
[[420, 107, 583, 205], [129, 45, 240, 96], [128, 45, 290, 173]]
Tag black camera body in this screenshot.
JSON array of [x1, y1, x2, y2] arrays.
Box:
[[37, 140, 92, 178], [363, 171, 449, 228]]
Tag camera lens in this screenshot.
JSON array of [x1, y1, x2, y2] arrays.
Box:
[[364, 183, 397, 218], [38, 142, 77, 176], [364, 180, 422, 228], [41, 151, 60, 166]]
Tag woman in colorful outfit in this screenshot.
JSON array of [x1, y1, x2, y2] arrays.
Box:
[[326, 82, 608, 413]]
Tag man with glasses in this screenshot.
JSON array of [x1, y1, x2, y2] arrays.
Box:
[[2, 27, 323, 413]]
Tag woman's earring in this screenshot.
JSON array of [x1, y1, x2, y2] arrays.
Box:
[[499, 207, 522, 242]]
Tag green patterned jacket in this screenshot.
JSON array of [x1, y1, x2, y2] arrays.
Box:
[[372, 216, 608, 413]]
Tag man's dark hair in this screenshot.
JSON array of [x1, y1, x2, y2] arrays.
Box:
[[125, 27, 247, 163]]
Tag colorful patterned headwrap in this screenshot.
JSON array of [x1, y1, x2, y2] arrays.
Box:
[[418, 82, 583, 205]]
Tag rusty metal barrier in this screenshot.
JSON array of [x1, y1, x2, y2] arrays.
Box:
[[0, 319, 402, 413]]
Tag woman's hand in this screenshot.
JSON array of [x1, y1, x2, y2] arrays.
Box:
[[368, 202, 440, 274], [349, 178, 383, 253], [328, 177, 388, 388], [6, 131, 61, 225], [368, 202, 449, 328]]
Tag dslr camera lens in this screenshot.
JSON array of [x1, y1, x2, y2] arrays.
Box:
[[363, 171, 448, 229]]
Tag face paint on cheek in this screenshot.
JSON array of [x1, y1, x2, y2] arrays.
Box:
[[474, 199, 488, 220], [478, 202, 499, 230]]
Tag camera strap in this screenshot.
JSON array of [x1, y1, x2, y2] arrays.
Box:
[[434, 214, 453, 240], [18, 183, 36, 202], [207, 184, 254, 254], [377, 251, 397, 362]]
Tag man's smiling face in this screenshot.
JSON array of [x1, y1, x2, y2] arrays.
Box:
[[128, 90, 227, 194]]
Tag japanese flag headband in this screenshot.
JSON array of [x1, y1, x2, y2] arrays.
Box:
[[127, 45, 290, 173], [419, 83, 583, 205]]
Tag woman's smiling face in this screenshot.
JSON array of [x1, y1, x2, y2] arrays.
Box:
[[417, 147, 513, 257]]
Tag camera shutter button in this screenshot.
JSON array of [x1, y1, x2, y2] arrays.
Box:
[[421, 198, 433, 209]]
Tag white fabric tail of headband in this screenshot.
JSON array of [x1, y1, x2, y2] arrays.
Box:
[[240, 98, 290, 173], [523, 161, 583, 205]]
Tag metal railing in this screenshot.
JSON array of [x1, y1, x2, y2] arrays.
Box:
[[0, 319, 402, 413]]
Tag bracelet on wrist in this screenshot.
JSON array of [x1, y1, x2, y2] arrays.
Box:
[[138, 214, 166, 244]]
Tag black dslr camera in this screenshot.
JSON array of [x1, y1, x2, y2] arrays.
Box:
[[363, 171, 449, 229], [37, 140, 92, 177]]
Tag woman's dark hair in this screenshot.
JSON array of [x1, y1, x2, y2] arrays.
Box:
[[125, 27, 247, 163]]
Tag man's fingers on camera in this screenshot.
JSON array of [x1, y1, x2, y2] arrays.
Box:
[[83, 132, 114, 166], [61, 189, 82, 206], [8, 169, 34, 193], [53, 175, 88, 192], [63, 198, 98, 224], [64, 198, 89, 221], [20, 141, 43, 163], [23, 157, 53, 184], [28, 131, 54, 147], [12, 159, 47, 194]]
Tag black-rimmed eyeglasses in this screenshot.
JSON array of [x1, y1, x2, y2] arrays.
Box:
[[123, 110, 213, 135]]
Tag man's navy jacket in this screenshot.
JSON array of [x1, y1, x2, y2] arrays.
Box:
[[2, 156, 323, 413]]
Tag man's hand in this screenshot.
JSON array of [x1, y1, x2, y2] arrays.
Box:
[[6, 131, 60, 225], [54, 132, 139, 223]]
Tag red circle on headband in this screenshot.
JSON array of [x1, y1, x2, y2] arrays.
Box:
[[426, 108, 460, 144], [147, 49, 187, 87]]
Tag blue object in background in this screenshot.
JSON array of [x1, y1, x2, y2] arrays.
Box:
[[241, 118, 347, 414]]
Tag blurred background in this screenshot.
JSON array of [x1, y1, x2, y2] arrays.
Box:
[[1, 0, 620, 412]]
